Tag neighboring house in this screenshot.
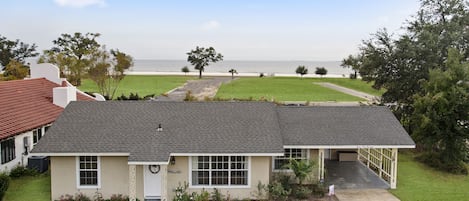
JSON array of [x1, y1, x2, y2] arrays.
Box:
[[31, 102, 415, 201], [0, 63, 99, 172]]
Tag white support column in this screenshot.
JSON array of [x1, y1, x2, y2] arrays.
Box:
[[367, 148, 371, 168], [129, 165, 137, 201], [161, 165, 168, 201], [318, 149, 325, 181], [390, 148, 398, 189], [379, 148, 383, 177]]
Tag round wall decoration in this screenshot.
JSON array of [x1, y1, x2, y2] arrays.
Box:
[[149, 165, 160, 174]]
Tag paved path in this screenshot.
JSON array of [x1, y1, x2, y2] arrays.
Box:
[[157, 77, 233, 101], [335, 189, 400, 201], [315, 82, 379, 103]]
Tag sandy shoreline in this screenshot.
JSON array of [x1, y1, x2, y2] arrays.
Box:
[[125, 71, 350, 78]]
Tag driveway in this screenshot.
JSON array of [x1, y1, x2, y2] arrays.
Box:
[[335, 189, 400, 201], [157, 77, 233, 101]]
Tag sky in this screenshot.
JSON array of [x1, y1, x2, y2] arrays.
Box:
[[0, 0, 421, 61]]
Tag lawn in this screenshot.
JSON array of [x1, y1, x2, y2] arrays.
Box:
[[79, 75, 193, 99], [4, 174, 50, 201], [312, 78, 385, 96], [216, 77, 365, 101], [390, 152, 469, 201]]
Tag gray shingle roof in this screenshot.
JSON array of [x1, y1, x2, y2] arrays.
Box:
[[32, 101, 285, 162], [277, 106, 415, 147], [32, 102, 415, 163]]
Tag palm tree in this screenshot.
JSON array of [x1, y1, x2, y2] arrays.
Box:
[[228, 68, 238, 79], [287, 159, 315, 185]]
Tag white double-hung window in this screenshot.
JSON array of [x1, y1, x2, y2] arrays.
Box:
[[191, 156, 249, 187], [77, 156, 100, 188], [273, 149, 308, 170]]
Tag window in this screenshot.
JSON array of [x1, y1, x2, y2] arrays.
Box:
[[191, 156, 248, 187], [273, 149, 308, 170], [77, 156, 100, 188], [33, 128, 43, 145], [1, 138, 15, 164]]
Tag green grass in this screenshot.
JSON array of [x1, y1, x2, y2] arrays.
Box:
[[79, 75, 193, 99], [312, 78, 385, 96], [390, 152, 469, 201], [4, 174, 51, 201], [215, 77, 365, 101]]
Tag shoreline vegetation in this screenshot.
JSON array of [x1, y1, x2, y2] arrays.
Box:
[[125, 71, 353, 78]]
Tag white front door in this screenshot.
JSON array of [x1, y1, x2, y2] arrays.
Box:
[[144, 165, 162, 199]]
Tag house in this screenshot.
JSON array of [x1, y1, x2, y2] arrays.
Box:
[[31, 101, 415, 201], [0, 63, 100, 172]]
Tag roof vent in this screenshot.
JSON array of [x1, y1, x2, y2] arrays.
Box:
[[157, 124, 163, 132]]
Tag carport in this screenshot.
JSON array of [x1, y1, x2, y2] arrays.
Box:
[[278, 106, 416, 190]]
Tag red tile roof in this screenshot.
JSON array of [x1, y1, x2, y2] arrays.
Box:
[[0, 78, 94, 140]]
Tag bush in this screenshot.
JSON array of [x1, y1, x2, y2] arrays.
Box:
[[268, 181, 290, 201], [292, 185, 312, 199], [107, 194, 129, 201], [311, 183, 326, 197], [0, 173, 10, 200], [416, 152, 468, 174], [9, 166, 38, 178], [56, 193, 92, 201], [173, 182, 191, 201], [211, 188, 224, 201], [193, 189, 209, 201]]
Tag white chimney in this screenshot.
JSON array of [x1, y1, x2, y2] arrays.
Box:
[[29, 63, 62, 85], [53, 86, 77, 108]]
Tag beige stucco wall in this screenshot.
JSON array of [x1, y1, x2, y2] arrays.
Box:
[[50, 156, 129, 200], [167, 156, 271, 200]]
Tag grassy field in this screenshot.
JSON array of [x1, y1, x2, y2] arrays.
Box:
[[79, 75, 193, 99], [390, 152, 469, 201], [312, 78, 385, 96], [4, 174, 50, 201], [216, 77, 367, 101]]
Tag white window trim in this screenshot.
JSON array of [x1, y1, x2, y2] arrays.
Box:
[[76, 156, 101, 189], [188, 156, 251, 189], [272, 149, 310, 172]]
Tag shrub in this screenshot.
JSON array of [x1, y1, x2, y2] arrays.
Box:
[[0, 173, 10, 201], [268, 181, 290, 201], [292, 185, 312, 199], [56, 194, 74, 201], [9, 166, 38, 178], [193, 189, 209, 201], [211, 188, 224, 201], [184, 91, 197, 101], [416, 152, 468, 174], [75, 193, 92, 201], [173, 182, 191, 201], [311, 183, 326, 197], [108, 194, 129, 201]]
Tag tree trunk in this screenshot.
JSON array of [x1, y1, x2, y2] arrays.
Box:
[[199, 69, 202, 79], [354, 71, 357, 79]]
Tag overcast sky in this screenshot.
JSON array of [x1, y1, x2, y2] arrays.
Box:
[[1, 0, 420, 61]]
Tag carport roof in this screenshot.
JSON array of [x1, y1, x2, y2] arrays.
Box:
[[277, 106, 415, 148]]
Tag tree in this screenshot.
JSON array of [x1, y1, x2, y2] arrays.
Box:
[[2, 60, 29, 80], [295, 65, 308, 78], [187, 46, 223, 79], [0, 35, 38, 70], [411, 49, 469, 174], [228, 68, 237, 79], [341, 54, 361, 79], [42, 32, 101, 86], [315, 67, 327, 77], [287, 159, 315, 185], [87, 48, 133, 100], [181, 66, 189, 75], [348, 0, 469, 125]]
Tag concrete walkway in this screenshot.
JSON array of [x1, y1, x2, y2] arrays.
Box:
[[315, 82, 379, 103], [335, 189, 400, 201], [325, 160, 389, 189], [157, 77, 233, 101]]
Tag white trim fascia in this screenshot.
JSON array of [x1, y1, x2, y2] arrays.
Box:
[[171, 153, 283, 156], [128, 161, 169, 165], [76, 156, 101, 189], [30, 153, 130, 157], [283, 145, 416, 149]]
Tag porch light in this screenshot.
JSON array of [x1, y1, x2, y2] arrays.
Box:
[[170, 156, 176, 165]]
